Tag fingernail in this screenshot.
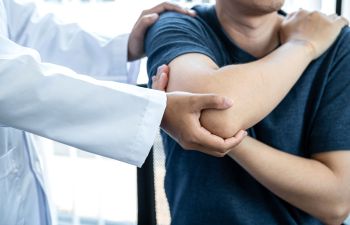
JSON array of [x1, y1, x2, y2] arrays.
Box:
[[224, 98, 234, 107], [243, 131, 248, 136], [188, 9, 196, 15], [149, 13, 159, 20], [157, 64, 166, 73]]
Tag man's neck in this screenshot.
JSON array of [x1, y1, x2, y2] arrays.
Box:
[[215, 4, 283, 58]]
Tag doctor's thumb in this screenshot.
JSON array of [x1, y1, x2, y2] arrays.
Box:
[[194, 94, 234, 111]]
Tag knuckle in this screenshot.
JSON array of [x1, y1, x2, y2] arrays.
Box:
[[164, 1, 175, 8], [216, 95, 225, 105], [213, 145, 229, 155], [181, 143, 189, 149], [210, 152, 219, 157], [179, 139, 188, 149], [309, 10, 317, 15], [141, 15, 155, 24], [219, 147, 228, 154], [297, 9, 306, 15], [187, 135, 198, 146], [309, 11, 321, 18], [341, 17, 349, 24], [209, 94, 219, 103], [183, 142, 193, 150], [215, 152, 226, 157], [205, 94, 221, 107], [208, 151, 220, 157], [179, 135, 192, 150], [191, 133, 201, 143]]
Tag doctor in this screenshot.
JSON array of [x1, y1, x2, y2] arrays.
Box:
[[0, 0, 246, 224]]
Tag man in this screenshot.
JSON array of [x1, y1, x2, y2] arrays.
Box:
[[0, 0, 248, 224], [145, 1, 350, 224]]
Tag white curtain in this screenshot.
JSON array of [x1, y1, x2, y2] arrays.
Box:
[[283, 0, 322, 11], [344, 0, 350, 19], [283, 0, 339, 14]]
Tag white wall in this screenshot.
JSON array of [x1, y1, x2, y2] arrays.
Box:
[[344, 0, 350, 19]]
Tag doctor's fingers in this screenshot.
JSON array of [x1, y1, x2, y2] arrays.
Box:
[[191, 94, 234, 111], [181, 127, 247, 157], [152, 73, 169, 91], [134, 13, 160, 36], [334, 16, 349, 27], [152, 65, 170, 91], [135, 2, 195, 35], [141, 2, 196, 17]]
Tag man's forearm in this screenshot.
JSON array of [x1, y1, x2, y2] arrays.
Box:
[[228, 137, 350, 225], [167, 41, 314, 138], [200, 41, 315, 138]]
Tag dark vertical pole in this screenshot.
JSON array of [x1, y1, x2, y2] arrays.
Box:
[[336, 0, 343, 15], [136, 84, 157, 225], [137, 149, 156, 225]]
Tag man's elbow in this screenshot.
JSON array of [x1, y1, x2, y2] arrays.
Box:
[[320, 203, 350, 225], [200, 108, 244, 139]]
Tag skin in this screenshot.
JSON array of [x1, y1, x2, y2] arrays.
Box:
[[127, 2, 247, 157], [150, 1, 350, 224]]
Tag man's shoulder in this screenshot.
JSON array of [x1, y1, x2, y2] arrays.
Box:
[[339, 26, 350, 41], [333, 26, 350, 56], [156, 10, 203, 28], [153, 5, 214, 31], [312, 26, 350, 67]]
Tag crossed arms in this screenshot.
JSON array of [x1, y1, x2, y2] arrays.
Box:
[[165, 43, 313, 139], [161, 42, 350, 225]]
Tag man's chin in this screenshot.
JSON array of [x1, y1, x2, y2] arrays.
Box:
[[245, 1, 285, 16]]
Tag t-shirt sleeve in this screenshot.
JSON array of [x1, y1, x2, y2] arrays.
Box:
[[309, 28, 350, 154], [145, 12, 219, 86]]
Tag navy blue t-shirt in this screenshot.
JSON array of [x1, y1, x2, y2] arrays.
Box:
[[145, 5, 350, 225]]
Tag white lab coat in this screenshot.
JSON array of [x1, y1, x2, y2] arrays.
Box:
[[0, 0, 166, 224]]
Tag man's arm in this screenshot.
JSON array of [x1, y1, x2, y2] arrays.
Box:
[[228, 138, 350, 225], [166, 42, 312, 138], [203, 25, 350, 224], [152, 47, 350, 225], [152, 34, 350, 222], [163, 11, 347, 138]]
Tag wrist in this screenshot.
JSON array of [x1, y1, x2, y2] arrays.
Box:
[[127, 36, 139, 62], [160, 93, 170, 129], [288, 39, 316, 60]]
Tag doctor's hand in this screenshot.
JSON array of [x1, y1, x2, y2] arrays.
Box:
[[128, 2, 196, 61], [152, 65, 247, 157]]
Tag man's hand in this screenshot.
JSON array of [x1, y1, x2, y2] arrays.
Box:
[[128, 2, 196, 61], [280, 9, 349, 59], [152, 65, 247, 157]]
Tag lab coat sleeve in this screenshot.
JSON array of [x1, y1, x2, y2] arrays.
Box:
[[0, 36, 166, 167], [3, 0, 139, 83]]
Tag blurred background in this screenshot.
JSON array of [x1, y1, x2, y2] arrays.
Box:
[[32, 0, 350, 225]]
